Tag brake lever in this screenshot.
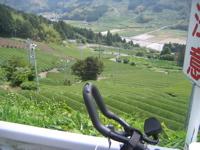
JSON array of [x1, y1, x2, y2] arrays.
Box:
[[142, 135, 159, 145]]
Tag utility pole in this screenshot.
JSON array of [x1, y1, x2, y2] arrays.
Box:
[[80, 43, 83, 60], [118, 48, 121, 59], [98, 44, 101, 59], [26, 39, 31, 63], [64, 58, 69, 81], [27, 39, 39, 92]]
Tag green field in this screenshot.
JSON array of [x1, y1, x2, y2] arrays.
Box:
[[0, 42, 192, 148]]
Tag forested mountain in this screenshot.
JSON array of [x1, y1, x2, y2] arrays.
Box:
[[0, 4, 136, 48], [1, 0, 190, 22]]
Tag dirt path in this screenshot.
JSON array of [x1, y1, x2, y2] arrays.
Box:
[[39, 68, 59, 79], [143, 23, 180, 35]]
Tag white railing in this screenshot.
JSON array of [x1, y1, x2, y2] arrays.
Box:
[[0, 121, 178, 150]]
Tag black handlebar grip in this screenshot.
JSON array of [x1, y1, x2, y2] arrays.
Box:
[[83, 83, 129, 143], [83, 83, 159, 147], [91, 84, 132, 131]]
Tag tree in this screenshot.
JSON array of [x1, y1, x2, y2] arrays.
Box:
[[0, 68, 7, 82], [160, 47, 171, 55], [160, 54, 175, 61], [112, 33, 122, 43], [136, 52, 145, 57], [11, 67, 33, 86], [71, 57, 104, 81], [0, 6, 14, 37], [18, 21, 34, 38], [1, 57, 35, 87], [177, 49, 185, 67], [1, 57, 27, 80], [106, 30, 113, 46]]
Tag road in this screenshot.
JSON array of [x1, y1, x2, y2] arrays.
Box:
[[122, 23, 185, 51]]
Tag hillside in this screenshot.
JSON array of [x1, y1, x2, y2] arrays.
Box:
[[0, 0, 190, 47], [1, 0, 190, 30], [0, 37, 190, 148], [0, 4, 137, 49]]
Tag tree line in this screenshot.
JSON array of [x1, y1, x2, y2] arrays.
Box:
[[160, 43, 186, 67]]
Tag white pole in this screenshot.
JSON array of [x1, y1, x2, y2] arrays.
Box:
[[184, 84, 200, 150], [33, 46, 40, 92], [80, 43, 83, 60], [26, 39, 31, 63], [28, 42, 39, 92]]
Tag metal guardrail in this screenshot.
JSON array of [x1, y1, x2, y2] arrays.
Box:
[[0, 121, 178, 150], [0, 121, 120, 150]]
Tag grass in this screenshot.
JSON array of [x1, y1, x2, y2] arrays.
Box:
[[0, 47, 59, 72], [0, 44, 191, 130], [49, 43, 96, 59]]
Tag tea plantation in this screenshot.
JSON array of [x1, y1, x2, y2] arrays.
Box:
[[0, 42, 192, 148]]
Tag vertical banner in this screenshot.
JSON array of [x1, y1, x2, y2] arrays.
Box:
[[184, 0, 200, 149], [183, 0, 200, 84]]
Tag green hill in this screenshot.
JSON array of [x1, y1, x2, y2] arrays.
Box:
[[1, 0, 190, 33], [0, 4, 137, 49], [0, 4, 98, 42]]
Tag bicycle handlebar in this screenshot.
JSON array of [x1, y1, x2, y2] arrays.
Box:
[[83, 83, 131, 143], [83, 83, 159, 149]]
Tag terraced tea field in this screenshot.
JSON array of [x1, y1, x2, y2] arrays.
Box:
[[40, 59, 191, 130], [0, 42, 191, 132]]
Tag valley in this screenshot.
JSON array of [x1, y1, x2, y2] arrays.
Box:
[[0, 1, 194, 148]]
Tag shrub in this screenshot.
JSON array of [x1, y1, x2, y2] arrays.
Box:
[[161, 47, 171, 56], [1, 57, 27, 80], [11, 67, 33, 86], [176, 49, 185, 67], [136, 52, 145, 57], [1, 57, 35, 87], [0, 68, 7, 82], [147, 53, 157, 59], [71, 57, 104, 81], [160, 54, 175, 61], [130, 62, 136, 66], [123, 58, 129, 64], [28, 67, 35, 81], [116, 58, 122, 63], [20, 81, 37, 90], [64, 79, 72, 86]]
